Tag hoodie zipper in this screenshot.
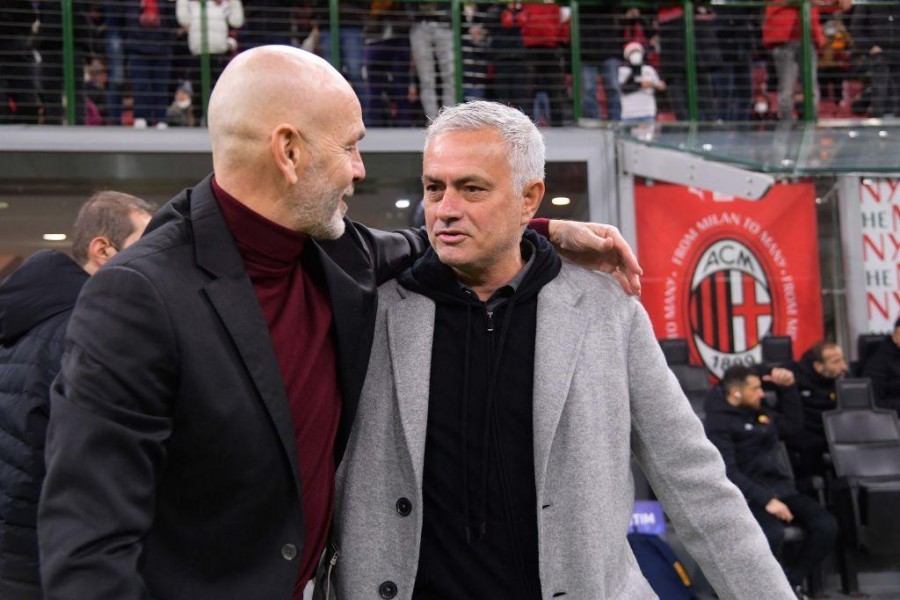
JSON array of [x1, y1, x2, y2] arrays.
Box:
[[486, 310, 495, 332], [324, 541, 340, 599]]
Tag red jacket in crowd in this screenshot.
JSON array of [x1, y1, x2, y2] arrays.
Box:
[[520, 4, 569, 49], [762, 3, 826, 49]]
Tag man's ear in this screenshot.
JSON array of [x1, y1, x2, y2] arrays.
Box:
[[271, 124, 305, 186], [521, 179, 545, 224], [812, 360, 824, 375], [83, 236, 116, 274]]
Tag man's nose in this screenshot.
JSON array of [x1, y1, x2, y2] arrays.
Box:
[[352, 147, 366, 182], [435, 188, 463, 220]]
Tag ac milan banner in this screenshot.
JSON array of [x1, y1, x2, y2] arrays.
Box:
[[635, 183, 823, 378]]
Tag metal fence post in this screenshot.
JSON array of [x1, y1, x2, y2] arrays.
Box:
[[570, 0, 583, 122], [800, 0, 816, 121], [200, 0, 211, 124], [329, 0, 341, 71], [684, 0, 699, 122], [61, 0, 76, 125], [451, 0, 463, 104]]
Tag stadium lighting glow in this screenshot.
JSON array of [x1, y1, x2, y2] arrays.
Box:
[[395, 199, 411, 209], [43, 233, 67, 241], [551, 197, 571, 206]]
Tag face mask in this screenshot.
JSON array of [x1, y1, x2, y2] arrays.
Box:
[[628, 52, 643, 66], [754, 102, 768, 114], [176, 99, 191, 110]]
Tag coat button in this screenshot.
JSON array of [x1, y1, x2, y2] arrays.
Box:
[[396, 497, 412, 516], [281, 543, 298, 561], [379, 581, 398, 599]]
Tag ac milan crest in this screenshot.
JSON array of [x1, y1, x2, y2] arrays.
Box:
[[688, 239, 773, 378]]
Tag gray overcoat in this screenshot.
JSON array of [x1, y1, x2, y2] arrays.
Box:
[[332, 262, 795, 599]]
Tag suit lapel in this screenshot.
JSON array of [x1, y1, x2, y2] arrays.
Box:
[[387, 290, 435, 487], [533, 272, 590, 498], [191, 177, 301, 494]]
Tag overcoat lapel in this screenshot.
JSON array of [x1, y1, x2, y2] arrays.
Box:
[[190, 176, 302, 496], [533, 275, 590, 498], [386, 290, 435, 487]]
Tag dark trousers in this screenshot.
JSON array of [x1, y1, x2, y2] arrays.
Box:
[[129, 53, 173, 124], [363, 38, 417, 127], [524, 46, 566, 126], [750, 493, 838, 586]]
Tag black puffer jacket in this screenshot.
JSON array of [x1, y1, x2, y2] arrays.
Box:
[[0, 250, 88, 592], [703, 386, 802, 508]]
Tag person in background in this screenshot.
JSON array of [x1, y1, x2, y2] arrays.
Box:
[[789, 341, 848, 477], [704, 365, 838, 599], [176, 0, 244, 125], [165, 79, 195, 127], [362, 1, 417, 127], [862, 317, 900, 413], [0, 191, 154, 600], [521, 1, 569, 127], [851, 2, 900, 118], [762, 0, 825, 120], [408, 2, 455, 122], [619, 41, 666, 124]]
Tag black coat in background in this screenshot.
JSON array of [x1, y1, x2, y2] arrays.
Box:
[[862, 339, 900, 413], [38, 175, 427, 600], [703, 384, 803, 508], [0, 250, 88, 599]]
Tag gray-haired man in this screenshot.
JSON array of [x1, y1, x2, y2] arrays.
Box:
[[330, 101, 796, 599]]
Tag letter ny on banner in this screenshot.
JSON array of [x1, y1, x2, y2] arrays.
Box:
[[635, 183, 823, 378], [859, 178, 900, 331]]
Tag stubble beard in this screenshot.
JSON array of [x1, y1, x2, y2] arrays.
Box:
[[296, 166, 352, 241]]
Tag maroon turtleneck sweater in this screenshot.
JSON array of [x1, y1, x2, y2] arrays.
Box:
[[213, 179, 340, 597]]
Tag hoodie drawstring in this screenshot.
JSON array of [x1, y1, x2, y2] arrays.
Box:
[[461, 303, 473, 543]]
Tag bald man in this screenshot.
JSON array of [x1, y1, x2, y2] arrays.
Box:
[[38, 46, 640, 600]]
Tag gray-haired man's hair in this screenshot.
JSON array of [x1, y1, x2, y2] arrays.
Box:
[[424, 101, 545, 194]]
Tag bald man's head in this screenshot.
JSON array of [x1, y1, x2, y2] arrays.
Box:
[[208, 46, 356, 171], [206, 45, 367, 236]]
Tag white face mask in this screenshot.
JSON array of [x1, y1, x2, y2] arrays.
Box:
[[628, 52, 643, 66], [754, 102, 768, 114], [175, 98, 191, 110]]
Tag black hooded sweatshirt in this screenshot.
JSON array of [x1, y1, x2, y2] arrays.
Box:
[[0, 250, 88, 590], [398, 229, 561, 600]]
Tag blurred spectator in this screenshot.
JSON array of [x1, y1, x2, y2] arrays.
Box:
[[789, 341, 848, 478], [83, 57, 111, 125], [0, 191, 153, 600], [176, 0, 243, 124], [714, 4, 763, 121], [315, 1, 366, 97], [861, 317, 900, 413], [851, 2, 900, 118], [461, 3, 490, 101], [694, 6, 725, 120], [580, 3, 648, 121], [362, 1, 417, 126], [762, 0, 825, 120], [704, 365, 838, 598], [521, 1, 570, 127], [751, 91, 776, 122], [409, 2, 454, 121], [619, 41, 666, 124], [111, 0, 178, 126], [102, 0, 128, 124], [0, 0, 41, 123], [165, 79, 195, 126], [32, 0, 97, 124], [819, 14, 853, 105], [657, 5, 717, 121], [487, 2, 528, 112], [241, 0, 292, 47]]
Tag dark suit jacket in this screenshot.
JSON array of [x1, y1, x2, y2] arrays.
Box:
[[38, 175, 427, 600]]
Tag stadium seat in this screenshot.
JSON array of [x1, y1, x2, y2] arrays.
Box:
[[670, 364, 711, 419], [659, 338, 690, 366], [823, 378, 900, 594], [761, 335, 794, 367], [855, 333, 890, 376]]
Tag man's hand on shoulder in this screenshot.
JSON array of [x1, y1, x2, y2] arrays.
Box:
[[548, 220, 643, 296]]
